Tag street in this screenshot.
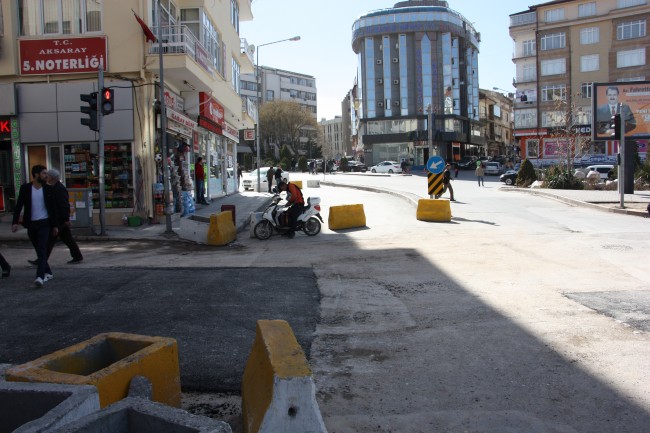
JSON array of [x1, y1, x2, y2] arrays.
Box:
[[1, 172, 650, 432]]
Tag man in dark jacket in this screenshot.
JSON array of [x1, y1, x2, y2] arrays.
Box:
[[266, 166, 275, 193], [12, 165, 59, 287], [435, 164, 455, 201]]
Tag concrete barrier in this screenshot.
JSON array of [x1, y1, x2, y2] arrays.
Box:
[[328, 204, 366, 230], [179, 215, 210, 244], [291, 180, 303, 189], [6, 333, 181, 408], [306, 180, 320, 188], [0, 381, 99, 433], [241, 320, 326, 433], [416, 199, 451, 222], [48, 397, 232, 433], [207, 211, 236, 246]]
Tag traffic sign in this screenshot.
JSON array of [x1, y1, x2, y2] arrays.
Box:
[[427, 156, 445, 174], [427, 173, 444, 197]]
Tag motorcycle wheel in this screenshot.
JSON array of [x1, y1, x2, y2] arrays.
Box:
[[254, 220, 273, 240], [303, 217, 321, 236]]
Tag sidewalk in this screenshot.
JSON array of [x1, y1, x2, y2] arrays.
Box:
[[0, 191, 273, 242]]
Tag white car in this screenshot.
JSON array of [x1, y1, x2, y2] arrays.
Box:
[[242, 167, 289, 191], [483, 162, 502, 175], [370, 161, 402, 174], [585, 165, 614, 180]]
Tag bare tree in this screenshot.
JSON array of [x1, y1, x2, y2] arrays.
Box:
[[546, 93, 593, 172], [260, 101, 319, 157]]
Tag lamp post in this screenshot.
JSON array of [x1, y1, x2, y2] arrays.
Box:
[[255, 36, 301, 191]]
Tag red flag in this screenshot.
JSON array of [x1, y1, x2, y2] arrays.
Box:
[[132, 10, 157, 43]]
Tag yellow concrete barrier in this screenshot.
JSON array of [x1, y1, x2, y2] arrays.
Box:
[[242, 320, 326, 433], [6, 332, 181, 408], [292, 180, 303, 189], [207, 210, 236, 245], [328, 204, 366, 230], [416, 198, 451, 222]]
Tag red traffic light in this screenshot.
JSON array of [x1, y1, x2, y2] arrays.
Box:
[[101, 87, 114, 115]]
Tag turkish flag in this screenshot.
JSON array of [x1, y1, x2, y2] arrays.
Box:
[[132, 10, 157, 43]]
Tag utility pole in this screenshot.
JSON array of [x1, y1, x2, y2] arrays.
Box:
[[98, 70, 106, 235], [157, 0, 173, 233]]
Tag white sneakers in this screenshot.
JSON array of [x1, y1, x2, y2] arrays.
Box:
[[34, 273, 53, 287]]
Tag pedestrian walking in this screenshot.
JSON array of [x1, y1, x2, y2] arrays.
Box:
[[12, 165, 59, 287], [454, 163, 459, 178], [435, 164, 455, 201], [0, 252, 10, 277], [237, 164, 243, 187], [195, 157, 207, 205], [274, 166, 283, 187], [27, 169, 83, 265], [476, 162, 485, 186], [266, 166, 275, 193]]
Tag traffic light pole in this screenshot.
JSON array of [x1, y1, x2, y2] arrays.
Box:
[[98, 70, 107, 235]]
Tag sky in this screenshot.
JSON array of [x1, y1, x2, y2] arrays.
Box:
[[240, 0, 529, 120]]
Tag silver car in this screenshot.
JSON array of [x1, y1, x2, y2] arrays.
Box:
[[483, 162, 502, 175]]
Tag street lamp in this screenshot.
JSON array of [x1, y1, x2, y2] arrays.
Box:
[[492, 86, 512, 95], [255, 36, 301, 191]]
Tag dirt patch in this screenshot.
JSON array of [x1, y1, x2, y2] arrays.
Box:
[[182, 392, 243, 433]]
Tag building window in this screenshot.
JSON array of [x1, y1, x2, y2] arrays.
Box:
[[522, 39, 536, 57], [266, 90, 274, 101], [232, 59, 240, 93], [365, 37, 376, 118], [399, 34, 408, 116], [578, 2, 597, 17], [541, 58, 566, 76], [574, 108, 591, 125], [617, 76, 646, 81], [617, 48, 646, 67], [540, 33, 566, 50], [581, 82, 593, 98], [422, 34, 433, 110], [527, 139, 539, 158], [383, 35, 392, 117], [521, 64, 536, 82], [19, 0, 102, 35], [617, 20, 646, 40], [542, 111, 565, 127], [580, 27, 599, 44], [230, 0, 239, 33], [541, 84, 567, 101], [580, 54, 599, 72], [515, 108, 537, 128], [617, 0, 647, 8], [544, 8, 565, 22]]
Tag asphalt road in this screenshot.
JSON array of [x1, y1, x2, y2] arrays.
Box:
[[0, 266, 320, 392]]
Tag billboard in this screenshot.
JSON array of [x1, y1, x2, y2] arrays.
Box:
[[592, 81, 650, 140]]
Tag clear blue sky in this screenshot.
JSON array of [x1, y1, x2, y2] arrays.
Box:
[[240, 0, 527, 120]]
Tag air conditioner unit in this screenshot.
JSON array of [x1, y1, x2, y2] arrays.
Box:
[[376, 59, 383, 65], [393, 79, 399, 85], [393, 100, 400, 106], [392, 57, 399, 63], [377, 78, 383, 84], [377, 101, 384, 107]]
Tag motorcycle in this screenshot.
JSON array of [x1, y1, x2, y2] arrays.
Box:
[[253, 193, 324, 240]]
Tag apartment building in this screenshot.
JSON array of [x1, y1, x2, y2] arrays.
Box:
[[0, 0, 254, 223], [320, 116, 344, 160], [478, 89, 516, 158], [352, 0, 482, 168], [510, 0, 649, 166]]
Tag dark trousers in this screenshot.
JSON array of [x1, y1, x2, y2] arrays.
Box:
[[28, 220, 52, 278], [287, 204, 304, 233], [267, 178, 273, 192], [0, 252, 9, 272], [47, 224, 82, 261], [196, 179, 206, 203]]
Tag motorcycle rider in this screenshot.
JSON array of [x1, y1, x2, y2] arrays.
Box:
[[277, 181, 304, 238]]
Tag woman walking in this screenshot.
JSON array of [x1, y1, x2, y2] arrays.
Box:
[[476, 162, 485, 187]]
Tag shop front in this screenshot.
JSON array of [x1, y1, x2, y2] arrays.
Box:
[[0, 117, 18, 214], [195, 92, 227, 200]]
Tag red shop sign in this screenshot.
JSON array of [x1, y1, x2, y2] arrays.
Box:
[[19, 37, 107, 75], [199, 92, 224, 127]]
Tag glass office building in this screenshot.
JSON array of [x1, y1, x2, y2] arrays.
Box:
[[352, 0, 485, 167]]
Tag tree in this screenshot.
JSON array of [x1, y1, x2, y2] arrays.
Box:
[[260, 101, 320, 157], [546, 94, 593, 173]]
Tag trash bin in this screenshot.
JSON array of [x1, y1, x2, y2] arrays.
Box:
[[221, 205, 236, 226]]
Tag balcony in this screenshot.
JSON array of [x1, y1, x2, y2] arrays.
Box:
[[240, 38, 255, 73], [146, 25, 218, 93], [510, 11, 536, 27]]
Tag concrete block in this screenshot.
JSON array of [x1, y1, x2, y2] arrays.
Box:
[[306, 180, 320, 188], [207, 211, 237, 246], [179, 215, 209, 244], [0, 381, 99, 433], [49, 397, 232, 433], [6, 332, 181, 408], [242, 320, 326, 433], [416, 198, 451, 222], [328, 204, 366, 230], [250, 212, 264, 238]]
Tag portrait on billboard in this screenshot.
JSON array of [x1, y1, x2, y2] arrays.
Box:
[[593, 81, 650, 140]]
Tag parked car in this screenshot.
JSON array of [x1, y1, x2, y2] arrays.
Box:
[[500, 172, 517, 185], [585, 164, 614, 180], [484, 162, 503, 175], [242, 167, 289, 191], [343, 161, 368, 172], [370, 161, 402, 174], [458, 156, 477, 170]]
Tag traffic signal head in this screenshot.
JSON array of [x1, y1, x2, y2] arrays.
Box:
[[610, 114, 621, 140], [80, 92, 98, 131], [101, 87, 114, 115]]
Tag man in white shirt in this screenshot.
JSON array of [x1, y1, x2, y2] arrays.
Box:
[[12, 165, 59, 287]]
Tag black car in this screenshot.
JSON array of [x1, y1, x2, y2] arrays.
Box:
[[344, 161, 368, 172], [500, 172, 517, 185], [458, 156, 477, 170]]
